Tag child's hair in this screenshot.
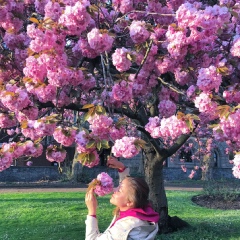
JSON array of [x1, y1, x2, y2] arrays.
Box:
[[113, 176, 149, 216], [126, 176, 149, 208]]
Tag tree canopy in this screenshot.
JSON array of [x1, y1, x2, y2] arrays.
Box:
[[0, 0, 240, 179]]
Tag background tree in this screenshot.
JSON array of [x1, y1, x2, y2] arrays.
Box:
[[0, 0, 240, 233]]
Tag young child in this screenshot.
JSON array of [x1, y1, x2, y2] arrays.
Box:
[[85, 157, 159, 240]]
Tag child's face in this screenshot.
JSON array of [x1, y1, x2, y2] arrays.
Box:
[[110, 178, 133, 210]]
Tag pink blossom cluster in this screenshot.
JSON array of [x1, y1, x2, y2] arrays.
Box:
[[88, 114, 113, 139], [58, 1, 91, 36], [112, 136, 140, 158], [0, 113, 17, 128], [46, 145, 66, 163], [128, 70, 158, 97], [159, 116, 190, 140], [23, 53, 68, 84], [112, 0, 134, 14], [44, 1, 62, 22], [194, 92, 218, 113], [0, 3, 23, 33], [158, 100, 176, 118], [166, 0, 185, 11], [48, 67, 84, 87], [15, 106, 39, 122], [111, 81, 133, 103], [174, 68, 191, 86], [145, 117, 162, 138], [223, 89, 240, 104], [3, 32, 30, 51], [155, 57, 176, 75], [176, 2, 230, 30], [21, 118, 57, 140], [219, 0, 235, 6], [75, 130, 90, 153], [147, 1, 175, 26], [186, 86, 196, 99], [158, 86, 179, 102], [21, 141, 43, 158], [232, 154, 240, 179], [167, 2, 231, 59], [213, 109, 240, 148], [197, 66, 222, 93], [52, 89, 71, 107], [35, 0, 48, 14], [0, 85, 31, 112], [93, 172, 114, 196], [0, 141, 43, 171], [75, 130, 100, 168], [145, 116, 190, 140], [33, 84, 57, 103], [72, 38, 98, 59], [0, 152, 13, 172], [129, 21, 150, 44], [112, 48, 132, 72], [23, 56, 48, 83], [109, 126, 126, 141], [80, 150, 100, 168], [80, 74, 96, 92], [230, 35, 240, 57], [53, 127, 77, 147], [165, 25, 188, 59], [27, 25, 65, 54], [0, 141, 44, 172], [87, 28, 114, 54]]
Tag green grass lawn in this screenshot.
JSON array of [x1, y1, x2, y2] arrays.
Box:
[[0, 191, 239, 240]]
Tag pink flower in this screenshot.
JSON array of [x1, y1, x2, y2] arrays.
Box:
[[188, 170, 196, 179], [112, 136, 140, 158], [89, 172, 114, 196], [158, 100, 176, 118], [58, 1, 91, 36], [0, 113, 17, 128], [46, 145, 66, 163], [232, 154, 240, 179], [0, 153, 13, 172], [88, 114, 113, 140], [26, 161, 33, 166], [112, 48, 132, 72], [129, 21, 150, 44], [194, 92, 218, 114], [53, 126, 77, 147], [181, 165, 187, 172], [87, 28, 114, 54], [78, 150, 100, 168], [75, 130, 90, 153], [197, 66, 222, 93], [111, 81, 133, 103], [230, 35, 240, 57], [0, 86, 31, 112]]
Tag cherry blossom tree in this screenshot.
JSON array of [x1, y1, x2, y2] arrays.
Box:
[[0, 0, 240, 233]]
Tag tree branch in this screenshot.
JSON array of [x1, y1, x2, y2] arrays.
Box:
[[135, 40, 153, 79]]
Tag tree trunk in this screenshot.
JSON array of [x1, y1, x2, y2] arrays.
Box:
[[143, 146, 190, 234], [201, 154, 214, 181], [71, 149, 83, 182], [143, 147, 169, 233]]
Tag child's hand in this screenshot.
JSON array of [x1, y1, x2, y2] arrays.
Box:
[[107, 156, 125, 170], [85, 188, 98, 215]]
